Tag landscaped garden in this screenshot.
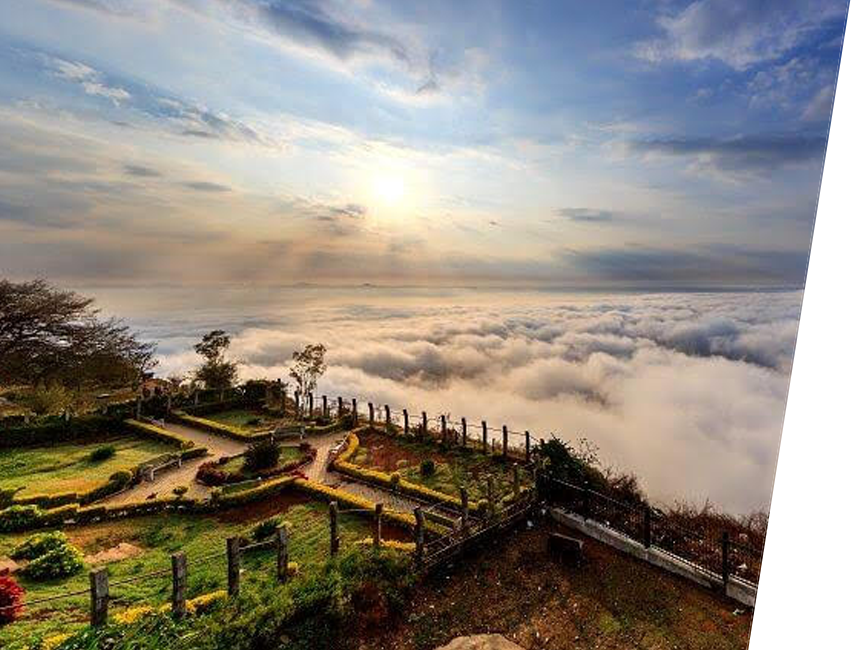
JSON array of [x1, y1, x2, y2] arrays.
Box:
[[197, 442, 315, 487], [0, 436, 176, 499], [0, 494, 397, 648], [202, 409, 282, 433]]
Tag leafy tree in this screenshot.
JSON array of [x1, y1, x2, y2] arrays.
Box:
[[193, 330, 238, 390], [289, 343, 327, 400], [0, 278, 156, 389]]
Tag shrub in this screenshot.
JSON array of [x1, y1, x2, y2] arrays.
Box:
[[247, 417, 262, 426], [389, 472, 401, 488], [196, 461, 228, 486], [19, 384, 73, 416], [109, 470, 134, 485], [89, 445, 116, 462], [243, 438, 280, 472], [251, 515, 286, 541], [420, 459, 436, 477], [0, 504, 42, 532], [22, 541, 85, 581], [0, 575, 25, 625], [172, 485, 189, 498], [11, 531, 69, 561]]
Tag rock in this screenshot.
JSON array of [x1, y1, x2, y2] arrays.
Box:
[[434, 635, 525, 650]]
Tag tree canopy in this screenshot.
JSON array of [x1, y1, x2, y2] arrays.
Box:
[[0, 278, 157, 388], [289, 343, 327, 397], [193, 329, 238, 390]]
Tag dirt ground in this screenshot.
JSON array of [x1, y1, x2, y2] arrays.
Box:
[[357, 519, 753, 650]]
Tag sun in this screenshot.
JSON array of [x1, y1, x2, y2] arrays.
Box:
[[372, 173, 406, 207]]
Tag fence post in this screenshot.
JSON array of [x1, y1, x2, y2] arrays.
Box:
[[369, 402, 375, 427], [323, 395, 328, 419], [481, 421, 488, 453], [441, 415, 447, 444], [385, 404, 391, 430], [461, 417, 467, 448], [171, 551, 187, 618], [277, 524, 289, 582], [338, 396, 343, 419], [352, 398, 358, 427], [374, 503, 383, 548], [460, 487, 469, 534], [227, 537, 241, 596], [643, 505, 652, 548], [414, 507, 425, 568], [502, 425, 508, 458], [513, 463, 520, 498], [421, 411, 427, 440], [721, 532, 730, 588], [89, 568, 109, 626], [403, 409, 409, 435], [582, 480, 591, 520], [525, 431, 531, 463], [329, 501, 340, 556]]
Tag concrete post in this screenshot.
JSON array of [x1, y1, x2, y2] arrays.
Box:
[[352, 398, 358, 428], [89, 568, 109, 626], [227, 537, 241, 596], [513, 463, 520, 498], [374, 503, 383, 548], [403, 409, 409, 435], [329, 501, 340, 556], [502, 425, 508, 458], [385, 404, 391, 431], [369, 402, 375, 427], [277, 525, 289, 582], [171, 552, 187, 618], [414, 507, 425, 568], [441, 415, 447, 444], [525, 431, 531, 463], [337, 396, 343, 419], [460, 487, 469, 534], [323, 395, 328, 419], [482, 421, 488, 453], [461, 417, 467, 448]]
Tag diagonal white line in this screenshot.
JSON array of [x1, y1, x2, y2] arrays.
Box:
[[748, 7, 852, 650]]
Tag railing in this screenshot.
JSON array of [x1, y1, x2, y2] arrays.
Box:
[[541, 476, 763, 587]]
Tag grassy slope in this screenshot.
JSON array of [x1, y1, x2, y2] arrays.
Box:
[[0, 436, 175, 497], [0, 497, 375, 647]]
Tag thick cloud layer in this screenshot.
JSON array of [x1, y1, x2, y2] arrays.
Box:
[[133, 287, 799, 514]]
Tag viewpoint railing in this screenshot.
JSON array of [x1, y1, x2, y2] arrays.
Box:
[[539, 476, 764, 587]]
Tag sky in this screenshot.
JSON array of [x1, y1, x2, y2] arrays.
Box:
[[0, 0, 848, 288]]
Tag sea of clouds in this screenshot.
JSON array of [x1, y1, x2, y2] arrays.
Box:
[[106, 287, 801, 515]]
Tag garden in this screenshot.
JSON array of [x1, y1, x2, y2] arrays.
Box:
[[200, 409, 282, 434], [196, 441, 316, 487]]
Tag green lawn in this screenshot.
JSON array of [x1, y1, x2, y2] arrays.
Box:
[[203, 409, 283, 432], [0, 497, 378, 647], [220, 446, 304, 477], [352, 431, 532, 502], [0, 436, 176, 498]]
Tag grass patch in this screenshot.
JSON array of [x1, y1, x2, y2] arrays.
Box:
[[203, 409, 281, 433], [0, 436, 175, 498], [220, 446, 302, 478]]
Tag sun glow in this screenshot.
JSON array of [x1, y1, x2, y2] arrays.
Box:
[[372, 172, 407, 207]]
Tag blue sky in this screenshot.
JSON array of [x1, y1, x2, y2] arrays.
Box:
[[0, 0, 848, 287]]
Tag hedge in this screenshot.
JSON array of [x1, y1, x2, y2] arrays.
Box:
[[0, 503, 80, 532], [170, 412, 269, 442], [332, 432, 480, 515], [0, 414, 122, 448], [123, 419, 195, 449]]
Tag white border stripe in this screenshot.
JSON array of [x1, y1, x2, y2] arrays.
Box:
[[748, 11, 852, 650]]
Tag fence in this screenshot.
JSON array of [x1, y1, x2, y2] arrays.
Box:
[[540, 476, 763, 588]]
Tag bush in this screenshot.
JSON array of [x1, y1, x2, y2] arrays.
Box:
[[11, 531, 69, 561], [89, 445, 116, 462], [18, 385, 73, 416], [196, 461, 228, 486], [109, 470, 134, 485], [22, 541, 85, 581], [389, 472, 401, 488], [243, 439, 280, 472], [0, 575, 25, 625], [247, 417, 261, 426], [0, 504, 42, 532], [420, 459, 436, 477], [251, 515, 285, 541], [172, 485, 189, 498]]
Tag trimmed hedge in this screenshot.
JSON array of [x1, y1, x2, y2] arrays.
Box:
[[0, 503, 79, 532], [170, 412, 269, 442], [123, 419, 195, 449], [0, 414, 122, 448]]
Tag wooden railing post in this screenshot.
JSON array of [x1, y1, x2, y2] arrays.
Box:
[[351, 398, 357, 428], [89, 568, 109, 626], [460, 487, 469, 534], [525, 431, 531, 463], [461, 417, 467, 448], [171, 551, 187, 618], [502, 425, 508, 458], [481, 421, 488, 453], [403, 409, 409, 435], [277, 524, 290, 582], [330, 501, 340, 556], [369, 402, 375, 427], [374, 503, 383, 548], [227, 537, 241, 596], [414, 507, 425, 568]]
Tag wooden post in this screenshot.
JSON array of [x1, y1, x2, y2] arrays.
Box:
[[276, 525, 289, 582], [441, 415, 447, 444], [385, 404, 391, 430], [459, 487, 469, 534], [171, 552, 187, 618], [351, 398, 358, 427], [403, 409, 409, 435], [338, 396, 343, 419], [421, 411, 427, 440], [525, 431, 531, 463], [502, 425, 508, 458], [481, 421, 488, 453], [721, 532, 730, 587], [323, 395, 328, 419], [414, 507, 425, 568], [513, 463, 520, 498], [374, 503, 383, 548], [329, 501, 340, 556], [643, 505, 651, 549], [89, 568, 109, 626], [369, 402, 375, 427], [461, 417, 467, 448], [227, 537, 241, 596]]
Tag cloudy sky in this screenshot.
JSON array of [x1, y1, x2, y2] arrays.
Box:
[[0, 0, 848, 287]]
